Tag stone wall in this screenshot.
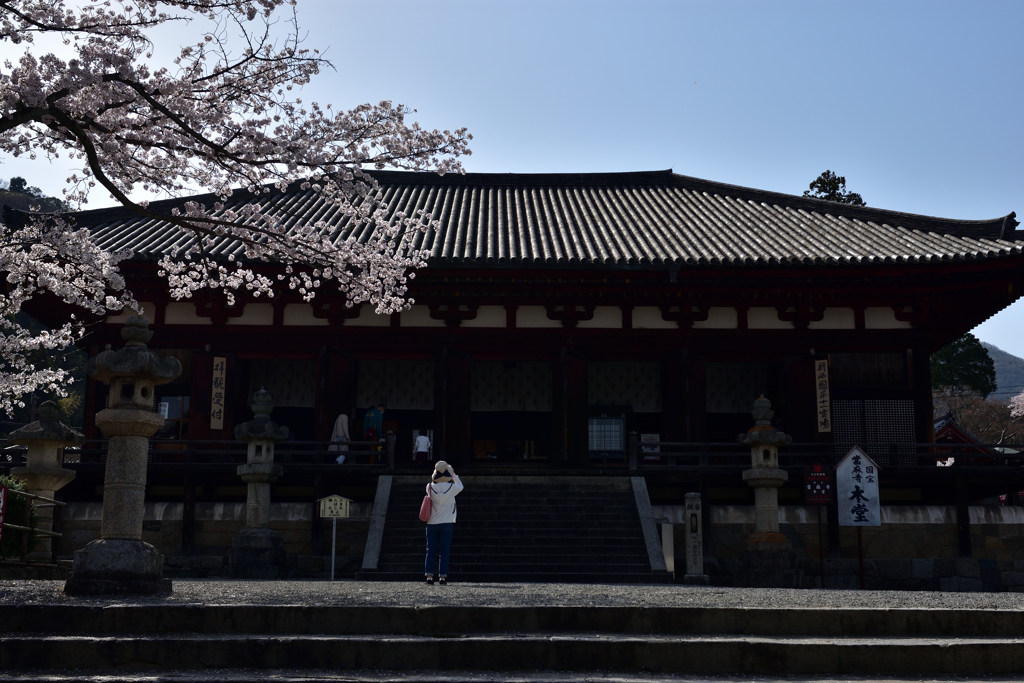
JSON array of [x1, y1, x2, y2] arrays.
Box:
[[653, 504, 1024, 592], [57, 501, 372, 577]]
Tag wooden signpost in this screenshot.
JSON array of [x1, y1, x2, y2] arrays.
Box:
[[835, 446, 881, 589], [803, 464, 834, 588], [318, 495, 352, 581]]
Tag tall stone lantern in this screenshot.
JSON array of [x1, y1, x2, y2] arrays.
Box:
[[229, 388, 288, 579], [737, 395, 799, 587], [9, 401, 83, 562], [64, 315, 181, 596]]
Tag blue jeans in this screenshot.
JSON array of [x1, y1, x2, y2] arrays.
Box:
[[425, 522, 454, 576]]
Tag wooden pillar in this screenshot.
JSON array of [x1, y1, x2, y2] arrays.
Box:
[[435, 348, 470, 465], [448, 353, 471, 465], [661, 349, 687, 443], [685, 356, 706, 442], [910, 346, 935, 445], [785, 356, 826, 443], [553, 348, 588, 463], [433, 347, 448, 460], [317, 349, 356, 441]]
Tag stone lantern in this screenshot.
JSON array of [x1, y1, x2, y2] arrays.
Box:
[[64, 315, 181, 596], [737, 395, 799, 587], [229, 388, 288, 579], [9, 401, 83, 562]]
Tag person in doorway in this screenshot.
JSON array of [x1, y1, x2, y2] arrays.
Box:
[[413, 432, 431, 465], [424, 460, 463, 586], [329, 413, 350, 464], [363, 403, 385, 447]]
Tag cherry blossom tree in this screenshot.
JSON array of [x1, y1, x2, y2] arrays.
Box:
[[1010, 391, 1024, 422], [0, 0, 471, 413]]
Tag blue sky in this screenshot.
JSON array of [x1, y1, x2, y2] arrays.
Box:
[[4, 1, 1023, 357]]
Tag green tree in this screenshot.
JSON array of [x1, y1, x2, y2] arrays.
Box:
[[0, 176, 65, 213], [803, 170, 866, 206], [932, 333, 997, 398]]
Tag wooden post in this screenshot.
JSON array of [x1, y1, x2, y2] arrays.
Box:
[[21, 495, 30, 562], [856, 526, 865, 589], [817, 505, 825, 589], [311, 473, 323, 557]]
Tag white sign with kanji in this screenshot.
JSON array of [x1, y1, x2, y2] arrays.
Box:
[[318, 495, 351, 518], [835, 446, 881, 526]]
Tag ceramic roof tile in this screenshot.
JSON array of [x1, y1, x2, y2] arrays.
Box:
[[43, 169, 1021, 271]]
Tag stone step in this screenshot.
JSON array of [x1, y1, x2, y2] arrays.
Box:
[[7, 605, 1024, 637], [3, 632, 1024, 675]]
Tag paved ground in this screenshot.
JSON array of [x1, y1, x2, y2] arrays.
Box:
[[3, 671, 1024, 682], [4, 578, 1024, 610]]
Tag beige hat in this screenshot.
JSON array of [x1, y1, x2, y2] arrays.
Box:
[[432, 460, 453, 482]]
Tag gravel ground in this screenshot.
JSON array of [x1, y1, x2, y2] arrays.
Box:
[[3, 579, 1024, 610]]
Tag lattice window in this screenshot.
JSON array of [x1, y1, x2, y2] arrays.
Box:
[[832, 399, 916, 465], [588, 417, 625, 452]]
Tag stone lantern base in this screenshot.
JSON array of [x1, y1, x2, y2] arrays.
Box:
[[737, 532, 800, 588], [63, 539, 172, 596], [228, 528, 287, 579]]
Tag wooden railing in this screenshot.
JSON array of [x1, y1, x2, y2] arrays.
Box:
[[1, 433, 398, 469], [2, 433, 1021, 472], [0, 488, 64, 566], [626, 435, 1024, 471]]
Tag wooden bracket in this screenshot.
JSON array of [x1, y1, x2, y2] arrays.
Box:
[[545, 304, 595, 328], [776, 305, 826, 330], [659, 304, 710, 328], [429, 304, 479, 327]]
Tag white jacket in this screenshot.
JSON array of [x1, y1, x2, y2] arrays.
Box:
[[426, 474, 463, 525]]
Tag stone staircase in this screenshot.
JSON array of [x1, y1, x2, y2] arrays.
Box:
[[4, 602, 1024, 679], [359, 476, 670, 583]]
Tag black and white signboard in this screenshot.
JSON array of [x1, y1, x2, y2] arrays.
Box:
[[835, 446, 881, 527]]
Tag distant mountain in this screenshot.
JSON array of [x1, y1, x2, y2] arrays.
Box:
[[982, 342, 1024, 401]]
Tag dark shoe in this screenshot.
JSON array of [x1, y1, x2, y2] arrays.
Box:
[[425, 576, 434, 585], [438, 577, 447, 586]]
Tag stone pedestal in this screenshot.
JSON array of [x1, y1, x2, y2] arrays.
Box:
[[8, 402, 81, 562], [736, 395, 800, 588], [64, 316, 181, 596], [229, 389, 288, 579]]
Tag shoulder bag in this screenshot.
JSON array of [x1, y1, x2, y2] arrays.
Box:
[[418, 483, 432, 522]]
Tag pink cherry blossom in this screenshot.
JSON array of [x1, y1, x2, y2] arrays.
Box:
[[0, 0, 471, 413]]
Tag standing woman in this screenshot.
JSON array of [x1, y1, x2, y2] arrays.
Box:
[[424, 460, 463, 585]]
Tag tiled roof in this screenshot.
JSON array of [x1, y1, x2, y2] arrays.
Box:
[[56, 170, 1024, 269]]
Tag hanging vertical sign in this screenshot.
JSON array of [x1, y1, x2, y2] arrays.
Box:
[[210, 356, 227, 430], [814, 359, 832, 433], [836, 446, 881, 526], [0, 485, 7, 543]]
